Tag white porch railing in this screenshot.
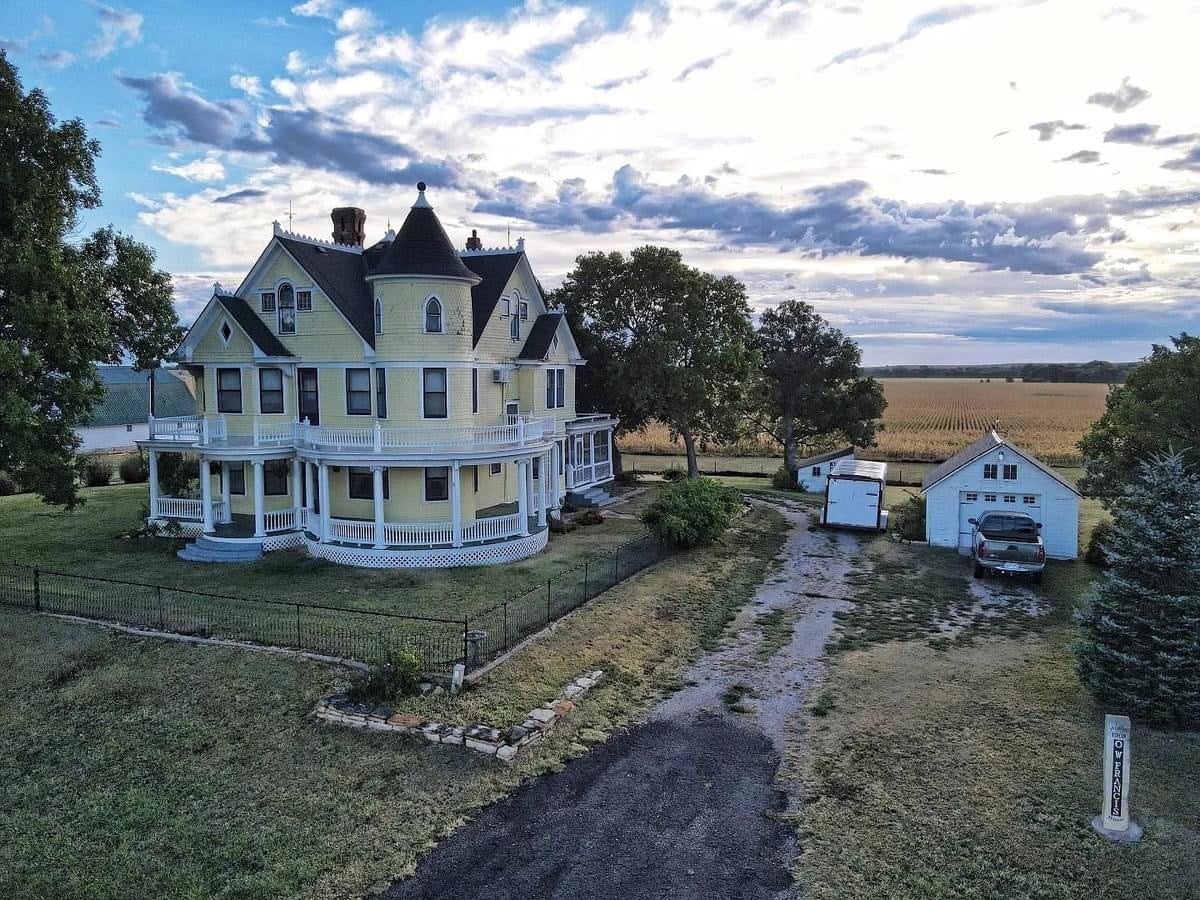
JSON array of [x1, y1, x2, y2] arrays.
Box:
[[383, 521, 454, 546], [327, 518, 377, 544], [567, 459, 612, 489], [264, 507, 301, 533], [153, 496, 202, 519], [253, 420, 297, 446], [461, 512, 522, 543], [299, 416, 554, 453]]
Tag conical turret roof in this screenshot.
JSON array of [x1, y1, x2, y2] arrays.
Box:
[[368, 182, 478, 281]]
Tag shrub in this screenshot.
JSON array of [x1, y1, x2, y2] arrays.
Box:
[[549, 515, 576, 534], [1084, 519, 1114, 567], [577, 509, 604, 526], [641, 477, 741, 549], [80, 458, 113, 487], [889, 491, 926, 541], [771, 465, 797, 491], [0, 471, 18, 496], [346, 646, 424, 705], [157, 453, 198, 496], [118, 455, 149, 484], [661, 466, 687, 482]]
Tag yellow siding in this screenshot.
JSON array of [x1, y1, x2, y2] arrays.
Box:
[[192, 312, 255, 364], [249, 250, 367, 360], [372, 281, 474, 362]]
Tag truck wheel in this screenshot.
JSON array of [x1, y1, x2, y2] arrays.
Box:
[[973, 563, 984, 579], [1032, 571, 1043, 585]]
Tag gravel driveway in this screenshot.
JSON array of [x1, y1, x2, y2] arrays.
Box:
[[383, 501, 859, 900]]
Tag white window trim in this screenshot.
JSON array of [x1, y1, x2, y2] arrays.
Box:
[[374, 298, 383, 335], [258, 366, 286, 416], [420, 366, 450, 420], [296, 289, 314, 312], [423, 466, 451, 502], [276, 282, 297, 336], [423, 295, 444, 334], [345, 367, 373, 417]]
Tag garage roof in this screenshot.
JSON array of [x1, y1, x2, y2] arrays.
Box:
[[921, 430, 1080, 495]]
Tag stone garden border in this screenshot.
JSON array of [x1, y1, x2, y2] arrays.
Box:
[[312, 669, 605, 763]]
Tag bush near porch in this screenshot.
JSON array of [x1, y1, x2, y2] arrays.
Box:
[[0, 483, 656, 619]]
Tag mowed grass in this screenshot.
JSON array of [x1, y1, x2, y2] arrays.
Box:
[[619, 378, 1110, 467], [791, 533, 1200, 898], [0, 504, 787, 900], [0, 484, 653, 618]]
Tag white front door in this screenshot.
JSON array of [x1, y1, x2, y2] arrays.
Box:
[[957, 491, 982, 553]]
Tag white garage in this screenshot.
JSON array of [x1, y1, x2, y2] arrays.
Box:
[[922, 430, 1080, 560], [794, 446, 855, 493]]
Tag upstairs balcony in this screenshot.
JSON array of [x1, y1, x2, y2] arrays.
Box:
[[145, 413, 556, 456]]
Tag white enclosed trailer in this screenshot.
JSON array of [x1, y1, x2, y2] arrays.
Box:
[[822, 459, 889, 531]]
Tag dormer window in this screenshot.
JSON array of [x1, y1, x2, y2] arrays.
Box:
[[424, 297, 443, 333], [260, 292, 275, 312], [510, 309, 520, 340], [374, 298, 383, 334], [277, 284, 296, 335]]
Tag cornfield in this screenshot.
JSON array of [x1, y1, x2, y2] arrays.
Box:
[[617, 379, 1110, 466]]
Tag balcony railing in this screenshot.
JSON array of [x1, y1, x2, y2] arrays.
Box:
[[566, 459, 613, 489], [151, 497, 227, 522], [146, 415, 555, 454]]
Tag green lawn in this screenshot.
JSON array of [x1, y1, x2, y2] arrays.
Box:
[[0, 503, 787, 900], [792, 536, 1200, 898], [0, 483, 654, 619]]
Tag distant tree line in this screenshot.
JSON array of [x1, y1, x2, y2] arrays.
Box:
[[864, 361, 1135, 383]]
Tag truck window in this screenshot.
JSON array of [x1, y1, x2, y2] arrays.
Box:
[[978, 514, 1038, 542]]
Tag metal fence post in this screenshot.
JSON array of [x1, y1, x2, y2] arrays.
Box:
[[295, 603, 302, 648], [546, 578, 552, 624], [462, 617, 469, 669], [583, 560, 589, 600], [614, 546, 620, 584], [33, 566, 41, 612], [156, 585, 164, 629], [503, 601, 509, 652]]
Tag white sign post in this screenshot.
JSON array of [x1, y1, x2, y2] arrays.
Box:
[[1092, 714, 1142, 842]]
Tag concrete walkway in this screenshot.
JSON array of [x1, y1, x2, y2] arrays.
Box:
[[383, 502, 860, 900]]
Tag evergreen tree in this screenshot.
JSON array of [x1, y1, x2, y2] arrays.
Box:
[[1075, 451, 1200, 727]]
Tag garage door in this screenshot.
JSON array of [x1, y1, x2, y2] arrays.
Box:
[[957, 491, 1042, 552]]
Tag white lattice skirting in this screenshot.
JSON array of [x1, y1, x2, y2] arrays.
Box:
[[303, 530, 549, 568], [263, 532, 307, 552]]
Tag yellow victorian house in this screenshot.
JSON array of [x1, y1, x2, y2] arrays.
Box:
[[140, 183, 616, 567]]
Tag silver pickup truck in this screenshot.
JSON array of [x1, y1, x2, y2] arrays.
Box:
[[968, 511, 1046, 583]]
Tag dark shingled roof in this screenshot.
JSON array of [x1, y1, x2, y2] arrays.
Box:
[[922, 430, 1080, 494], [369, 205, 477, 282], [518, 313, 563, 360], [215, 295, 295, 358], [462, 252, 523, 345], [795, 446, 855, 468], [86, 369, 194, 426], [276, 237, 374, 347]]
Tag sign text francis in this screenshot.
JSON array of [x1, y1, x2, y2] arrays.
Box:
[[1092, 713, 1141, 842]]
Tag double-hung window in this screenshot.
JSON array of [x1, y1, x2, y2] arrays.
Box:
[[217, 368, 242, 413], [1003, 464, 1018, 480], [258, 367, 284, 414], [349, 467, 389, 500], [277, 284, 296, 335], [519, 301, 529, 321], [376, 369, 387, 419], [983, 463, 998, 480], [264, 460, 289, 496], [297, 290, 312, 311], [424, 467, 449, 501], [510, 310, 520, 339], [260, 292, 275, 312], [424, 298, 443, 333], [471, 367, 479, 414], [545, 368, 566, 409], [228, 463, 246, 495], [346, 368, 371, 415], [423, 368, 447, 418]]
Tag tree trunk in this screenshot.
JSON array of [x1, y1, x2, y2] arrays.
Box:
[[612, 442, 625, 478], [782, 414, 797, 475], [680, 428, 699, 479]]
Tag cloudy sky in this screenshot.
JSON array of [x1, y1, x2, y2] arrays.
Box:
[[3, 0, 1199, 364]]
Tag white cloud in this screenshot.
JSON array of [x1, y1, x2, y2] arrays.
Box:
[[336, 7, 375, 33], [291, 0, 339, 19], [87, 2, 143, 59], [230, 73, 262, 98], [151, 151, 227, 183]]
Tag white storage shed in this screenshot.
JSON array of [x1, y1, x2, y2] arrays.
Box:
[[795, 447, 855, 493], [822, 459, 889, 531], [922, 430, 1080, 560]]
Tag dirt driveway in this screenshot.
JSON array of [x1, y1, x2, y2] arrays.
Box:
[[384, 501, 860, 900]]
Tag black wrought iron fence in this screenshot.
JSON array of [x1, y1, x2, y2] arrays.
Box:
[[0, 531, 668, 675]]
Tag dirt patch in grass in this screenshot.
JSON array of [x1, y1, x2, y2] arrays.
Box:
[[0, 505, 786, 899], [792, 554, 1200, 899]]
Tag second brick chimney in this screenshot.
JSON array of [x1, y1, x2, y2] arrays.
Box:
[[331, 207, 366, 247]]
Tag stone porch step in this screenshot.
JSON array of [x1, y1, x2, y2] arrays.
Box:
[[177, 534, 264, 563]]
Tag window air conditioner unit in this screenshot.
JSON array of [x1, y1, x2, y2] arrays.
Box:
[[492, 367, 512, 384]]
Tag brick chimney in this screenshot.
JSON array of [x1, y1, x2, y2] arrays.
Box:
[[465, 228, 483, 251], [331, 207, 366, 247]]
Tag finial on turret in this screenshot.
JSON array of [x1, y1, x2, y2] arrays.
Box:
[[413, 181, 431, 209]]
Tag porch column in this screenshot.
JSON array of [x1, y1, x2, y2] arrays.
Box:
[[451, 460, 463, 547], [318, 462, 330, 542], [516, 459, 530, 535], [148, 450, 160, 518], [537, 452, 548, 527], [303, 461, 314, 523], [372, 465, 386, 549], [291, 456, 302, 521], [220, 461, 232, 523], [252, 461, 265, 538], [200, 457, 214, 534]]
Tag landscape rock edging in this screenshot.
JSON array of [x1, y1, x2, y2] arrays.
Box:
[[312, 670, 605, 763]]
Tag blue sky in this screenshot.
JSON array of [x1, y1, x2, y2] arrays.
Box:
[[3, 0, 1198, 365]]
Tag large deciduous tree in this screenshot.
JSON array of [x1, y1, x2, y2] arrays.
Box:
[[0, 53, 180, 507], [1078, 334, 1200, 506], [754, 300, 886, 475], [1075, 452, 1200, 728], [553, 246, 757, 478]]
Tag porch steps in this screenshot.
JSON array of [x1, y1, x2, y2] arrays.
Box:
[[567, 485, 618, 508], [177, 535, 264, 564]]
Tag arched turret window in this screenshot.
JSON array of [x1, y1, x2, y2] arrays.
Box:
[[424, 297, 443, 333], [374, 298, 383, 334], [277, 283, 296, 335]]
